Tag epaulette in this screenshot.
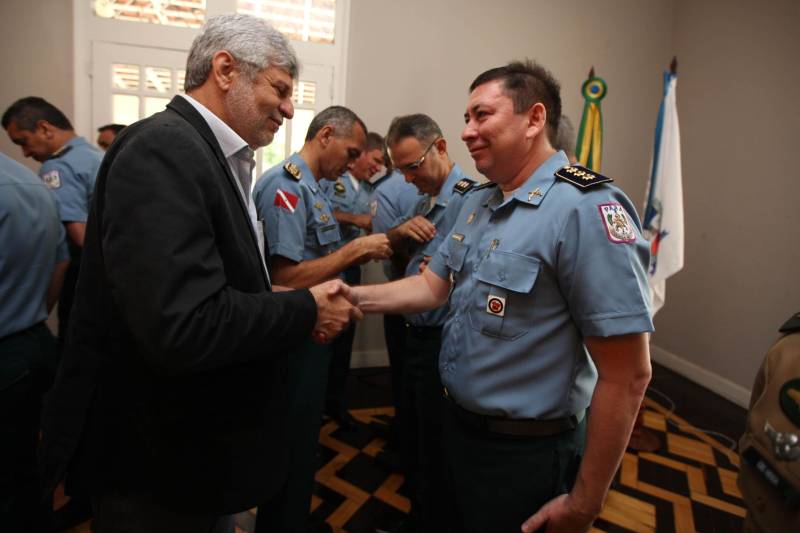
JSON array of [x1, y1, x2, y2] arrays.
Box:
[[284, 162, 301, 181], [780, 312, 800, 334], [555, 164, 613, 189], [46, 145, 72, 161], [473, 181, 497, 191], [453, 178, 477, 195]]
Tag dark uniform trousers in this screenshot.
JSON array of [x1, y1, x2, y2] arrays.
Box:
[[256, 338, 332, 532], [325, 265, 360, 417], [383, 313, 407, 451], [0, 323, 59, 532], [443, 403, 587, 533], [402, 325, 448, 532], [91, 492, 234, 533], [57, 247, 81, 350]]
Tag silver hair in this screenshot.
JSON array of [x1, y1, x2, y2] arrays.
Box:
[[184, 13, 299, 91], [385, 114, 443, 148]]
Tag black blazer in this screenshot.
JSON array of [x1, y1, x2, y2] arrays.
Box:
[[42, 96, 317, 513]]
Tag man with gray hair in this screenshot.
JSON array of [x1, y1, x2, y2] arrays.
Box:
[[41, 14, 360, 532]]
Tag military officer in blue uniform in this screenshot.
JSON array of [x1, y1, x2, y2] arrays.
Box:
[[3, 97, 103, 347], [0, 152, 69, 531], [320, 131, 387, 428], [343, 61, 654, 533], [253, 106, 392, 533], [384, 113, 477, 532], [370, 159, 432, 472]]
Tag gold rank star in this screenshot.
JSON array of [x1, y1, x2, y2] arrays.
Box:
[[320, 214, 330, 222]]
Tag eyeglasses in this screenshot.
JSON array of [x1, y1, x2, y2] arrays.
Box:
[[395, 137, 441, 172]]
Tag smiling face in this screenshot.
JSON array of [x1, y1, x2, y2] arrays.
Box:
[[461, 79, 539, 186], [226, 65, 295, 148], [389, 136, 449, 196], [349, 147, 384, 180]]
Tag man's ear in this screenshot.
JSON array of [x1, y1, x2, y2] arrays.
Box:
[[210, 50, 238, 91], [434, 137, 448, 155], [37, 120, 55, 139], [525, 102, 547, 140], [318, 124, 335, 148]]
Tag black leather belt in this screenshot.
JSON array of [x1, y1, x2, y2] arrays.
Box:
[[445, 392, 584, 438], [405, 323, 443, 339]]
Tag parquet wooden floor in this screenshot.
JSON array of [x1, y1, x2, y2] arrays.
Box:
[[62, 388, 747, 532]]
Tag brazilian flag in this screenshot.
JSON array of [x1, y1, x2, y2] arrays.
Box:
[[576, 69, 608, 172]]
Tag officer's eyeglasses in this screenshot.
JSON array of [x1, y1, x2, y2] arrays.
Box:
[[396, 137, 441, 172]]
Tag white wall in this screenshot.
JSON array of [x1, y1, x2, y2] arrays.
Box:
[[0, 0, 74, 171], [651, 0, 800, 404], [346, 0, 676, 365]]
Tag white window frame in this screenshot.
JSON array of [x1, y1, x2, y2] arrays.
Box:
[[72, 0, 351, 139]]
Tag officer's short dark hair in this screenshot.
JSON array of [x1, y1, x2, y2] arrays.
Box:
[[305, 106, 366, 142], [365, 132, 385, 152], [469, 60, 562, 143], [97, 123, 127, 134], [385, 114, 443, 148], [2, 97, 73, 131]]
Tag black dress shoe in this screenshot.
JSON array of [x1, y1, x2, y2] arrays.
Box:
[[328, 409, 358, 430]]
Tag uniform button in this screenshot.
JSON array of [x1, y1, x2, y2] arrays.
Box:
[[473, 264, 479, 272], [498, 271, 506, 281]]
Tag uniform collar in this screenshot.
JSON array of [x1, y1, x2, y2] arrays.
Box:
[[435, 164, 466, 209], [179, 94, 248, 160], [289, 152, 320, 193], [485, 151, 570, 209]]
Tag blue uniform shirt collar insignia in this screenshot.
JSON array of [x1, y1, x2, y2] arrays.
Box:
[[514, 151, 572, 207], [289, 152, 319, 193], [435, 164, 467, 209]]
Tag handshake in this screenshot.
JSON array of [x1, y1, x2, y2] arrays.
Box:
[[308, 279, 362, 344]]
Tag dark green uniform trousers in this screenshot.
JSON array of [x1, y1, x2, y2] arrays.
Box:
[[256, 339, 332, 532], [443, 402, 587, 533], [0, 323, 59, 532]]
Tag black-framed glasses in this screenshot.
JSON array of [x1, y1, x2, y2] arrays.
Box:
[[395, 137, 441, 172]]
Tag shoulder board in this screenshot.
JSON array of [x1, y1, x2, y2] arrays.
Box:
[[452, 178, 477, 195], [780, 312, 800, 334], [473, 181, 497, 191], [283, 162, 301, 181], [554, 165, 613, 189], [46, 145, 73, 161]]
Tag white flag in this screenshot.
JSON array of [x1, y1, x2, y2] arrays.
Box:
[[643, 72, 684, 316]]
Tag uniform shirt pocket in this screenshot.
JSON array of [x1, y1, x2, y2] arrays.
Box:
[[469, 250, 540, 340], [446, 239, 469, 272]]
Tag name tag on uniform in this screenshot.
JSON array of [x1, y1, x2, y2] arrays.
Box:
[[486, 295, 505, 317]]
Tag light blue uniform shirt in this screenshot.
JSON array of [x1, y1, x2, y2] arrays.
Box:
[[320, 172, 371, 244], [404, 164, 475, 327], [428, 151, 654, 419], [371, 170, 430, 280], [0, 153, 69, 337], [38, 136, 102, 223], [253, 153, 342, 263]]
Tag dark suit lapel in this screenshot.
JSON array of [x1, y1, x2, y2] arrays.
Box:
[[166, 96, 271, 289]]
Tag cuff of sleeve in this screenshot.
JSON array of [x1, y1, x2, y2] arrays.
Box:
[[427, 255, 449, 281], [578, 309, 654, 338], [269, 243, 303, 263]]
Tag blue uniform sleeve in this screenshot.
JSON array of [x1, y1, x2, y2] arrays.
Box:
[[372, 184, 401, 234], [255, 177, 308, 263], [40, 160, 89, 223], [556, 189, 654, 337], [55, 222, 69, 262]]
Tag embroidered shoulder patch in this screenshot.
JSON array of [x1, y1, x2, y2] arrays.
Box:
[[598, 203, 636, 244], [555, 165, 613, 189], [284, 162, 301, 180], [453, 178, 477, 195], [274, 188, 299, 213], [41, 169, 61, 189]]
